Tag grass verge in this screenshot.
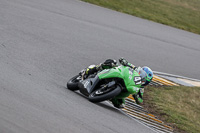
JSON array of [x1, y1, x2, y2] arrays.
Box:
[[143, 86, 200, 133], [82, 0, 200, 34]]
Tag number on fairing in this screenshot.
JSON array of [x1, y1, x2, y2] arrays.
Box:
[[134, 77, 141, 85]]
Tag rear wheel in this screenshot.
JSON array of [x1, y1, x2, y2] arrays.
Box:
[[89, 85, 121, 103], [67, 75, 81, 91]]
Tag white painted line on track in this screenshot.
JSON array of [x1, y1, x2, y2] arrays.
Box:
[[154, 71, 200, 82]]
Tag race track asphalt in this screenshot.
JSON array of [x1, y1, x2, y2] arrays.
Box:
[[0, 0, 200, 133]]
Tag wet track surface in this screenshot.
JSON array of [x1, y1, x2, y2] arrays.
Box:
[[0, 0, 200, 133]]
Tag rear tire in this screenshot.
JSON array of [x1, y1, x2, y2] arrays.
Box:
[[89, 85, 121, 103], [67, 75, 81, 91]]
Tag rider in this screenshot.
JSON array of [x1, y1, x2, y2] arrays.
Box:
[[84, 58, 153, 108]]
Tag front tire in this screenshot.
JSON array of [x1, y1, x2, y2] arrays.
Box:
[[89, 85, 121, 103], [67, 75, 81, 91]]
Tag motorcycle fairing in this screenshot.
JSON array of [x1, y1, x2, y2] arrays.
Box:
[[98, 66, 142, 94], [78, 75, 100, 96]]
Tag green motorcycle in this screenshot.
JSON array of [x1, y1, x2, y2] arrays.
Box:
[[67, 62, 142, 103]]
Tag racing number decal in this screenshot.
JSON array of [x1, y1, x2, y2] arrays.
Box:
[[134, 76, 142, 85]]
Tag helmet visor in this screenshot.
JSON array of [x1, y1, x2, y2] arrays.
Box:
[[139, 69, 147, 82]]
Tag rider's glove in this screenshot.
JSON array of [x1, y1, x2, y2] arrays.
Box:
[[119, 57, 128, 66], [132, 94, 142, 104]]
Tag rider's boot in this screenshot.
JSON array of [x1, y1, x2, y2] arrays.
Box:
[[110, 98, 125, 109]]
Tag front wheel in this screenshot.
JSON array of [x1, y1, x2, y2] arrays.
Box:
[[67, 75, 81, 91], [89, 85, 121, 103]]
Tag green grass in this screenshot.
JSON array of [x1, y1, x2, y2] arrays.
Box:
[[144, 86, 200, 133], [82, 0, 200, 34]]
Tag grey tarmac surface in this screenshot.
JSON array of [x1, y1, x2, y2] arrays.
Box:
[[0, 0, 200, 133]]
